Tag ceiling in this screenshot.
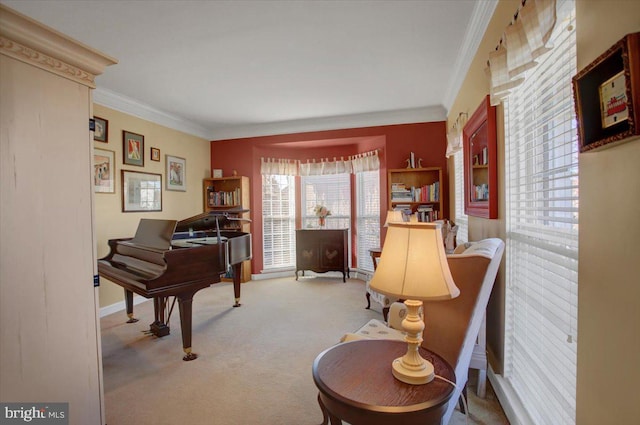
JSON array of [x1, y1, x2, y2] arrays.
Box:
[[2, 0, 496, 140]]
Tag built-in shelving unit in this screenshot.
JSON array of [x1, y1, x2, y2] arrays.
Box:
[[202, 176, 251, 282], [388, 167, 443, 222]]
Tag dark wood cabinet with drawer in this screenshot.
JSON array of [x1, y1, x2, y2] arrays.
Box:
[[295, 229, 349, 282]]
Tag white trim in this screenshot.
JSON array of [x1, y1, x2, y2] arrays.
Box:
[[442, 0, 498, 112], [94, 85, 447, 141], [99, 295, 149, 318], [488, 366, 536, 425], [94, 87, 211, 139]]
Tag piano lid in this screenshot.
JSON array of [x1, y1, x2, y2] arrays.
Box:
[[130, 219, 178, 250], [175, 209, 250, 233]]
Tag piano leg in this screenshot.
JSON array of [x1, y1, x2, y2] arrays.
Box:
[[177, 293, 198, 361], [231, 262, 242, 307], [150, 296, 170, 337], [124, 289, 139, 323]]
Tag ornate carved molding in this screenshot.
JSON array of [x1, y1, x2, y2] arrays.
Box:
[[0, 36, 96, 87]]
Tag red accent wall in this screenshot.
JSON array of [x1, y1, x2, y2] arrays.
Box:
[[210, 121, 448, 275]]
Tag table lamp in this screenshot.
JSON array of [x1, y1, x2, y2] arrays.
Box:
[[369, 222, 459, 385]]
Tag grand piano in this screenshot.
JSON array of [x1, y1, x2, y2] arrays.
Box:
[[97, 210, 251, 360]]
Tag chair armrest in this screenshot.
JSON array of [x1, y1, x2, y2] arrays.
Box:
[[388, 302, 407, 330]]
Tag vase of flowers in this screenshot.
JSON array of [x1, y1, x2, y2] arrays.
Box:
[[314, 205, 331, 228]]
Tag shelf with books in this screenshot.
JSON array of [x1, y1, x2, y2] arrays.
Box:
[[388, 167, 443, 222], [202, 176, 251, 282]]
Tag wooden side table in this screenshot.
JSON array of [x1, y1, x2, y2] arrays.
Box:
[[369, 247, 382, 271], [312, 339, 455, 425]]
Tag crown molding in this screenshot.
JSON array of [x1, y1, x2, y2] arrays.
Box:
[[95, 85, 446, 141], [209, 105, 447, 140], [93, 88, 212, 139], [442, 0, 498, 113]]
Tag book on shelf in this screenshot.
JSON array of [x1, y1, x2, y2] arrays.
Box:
[[393, 204, 412, 210], [207, 187, 241, 207], [416, 207, 438, 222]]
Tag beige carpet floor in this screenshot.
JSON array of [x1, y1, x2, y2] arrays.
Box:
[[101, 275, 509, 424]]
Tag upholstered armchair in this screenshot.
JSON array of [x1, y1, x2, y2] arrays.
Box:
[[345, 238, 505, 424]]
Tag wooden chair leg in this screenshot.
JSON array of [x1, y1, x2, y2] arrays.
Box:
[[382, 306, 390, 322]]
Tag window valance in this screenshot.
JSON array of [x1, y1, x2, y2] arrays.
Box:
[[262, 149, 380, 176], [486, 0, 557, 105]]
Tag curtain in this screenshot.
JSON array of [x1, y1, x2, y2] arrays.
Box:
[[260, 157, 298, 176], [350, 150, 380, 173], [486, 0, 557, 106], [446, 112, 468, 158], [298, 149, 380, 176]]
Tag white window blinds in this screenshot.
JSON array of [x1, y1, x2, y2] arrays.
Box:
[[262, 174, 296, 270], [300, 174, 351, 231], [453, 150, 469, 244], [504, 1, 578, 424], [356, 170, 380, 272]]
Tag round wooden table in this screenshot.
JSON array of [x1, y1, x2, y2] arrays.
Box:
[[312, 339, 455, 425]]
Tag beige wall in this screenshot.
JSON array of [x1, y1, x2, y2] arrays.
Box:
[[446, 0, 518, 371], [448, 0, 640, 422], [575, 1, 640, 424], [93, 105, 211, 308]]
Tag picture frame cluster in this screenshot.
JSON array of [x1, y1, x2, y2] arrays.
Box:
[[92, 118, 188, 209]]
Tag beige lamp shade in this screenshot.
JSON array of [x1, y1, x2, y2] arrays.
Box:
[[384, 210, 417, 227], [384, 210, 405, 226], [370, 222, 459, 301]]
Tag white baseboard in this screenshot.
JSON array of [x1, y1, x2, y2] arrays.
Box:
[[253, 269, 365, 281], [100, 295, 149, 318], [488, 366, 535, 425]]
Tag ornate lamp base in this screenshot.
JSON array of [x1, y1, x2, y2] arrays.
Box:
[[391, 299, 435, 385]]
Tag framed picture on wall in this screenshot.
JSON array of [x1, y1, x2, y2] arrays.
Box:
[[572, 32, 640, 152], [166, 155, 186, 191], [122, 130, 144, 166], [121, 170, 162, 212], [151, 147, 161, 161], [93, 116, 108, 143], [94, 148, 115, 193]]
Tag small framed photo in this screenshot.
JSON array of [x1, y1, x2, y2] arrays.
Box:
[[166, 155, 186, 191], [151, 147, 161, 161], [122, 130, 144, 166], [573, 32, 639, 152], [94, 148, 115, 193], [212, 169, 223, 178], [94, 116, 108, 143], [121, 170, 162, 212]]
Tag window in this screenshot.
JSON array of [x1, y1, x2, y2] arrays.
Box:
[[262, 174, 296, 270], [453, 150, 469, 244], [300, 174, 351, 230], [504, 1, 578, 424], [355, 170, 380, 272]]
